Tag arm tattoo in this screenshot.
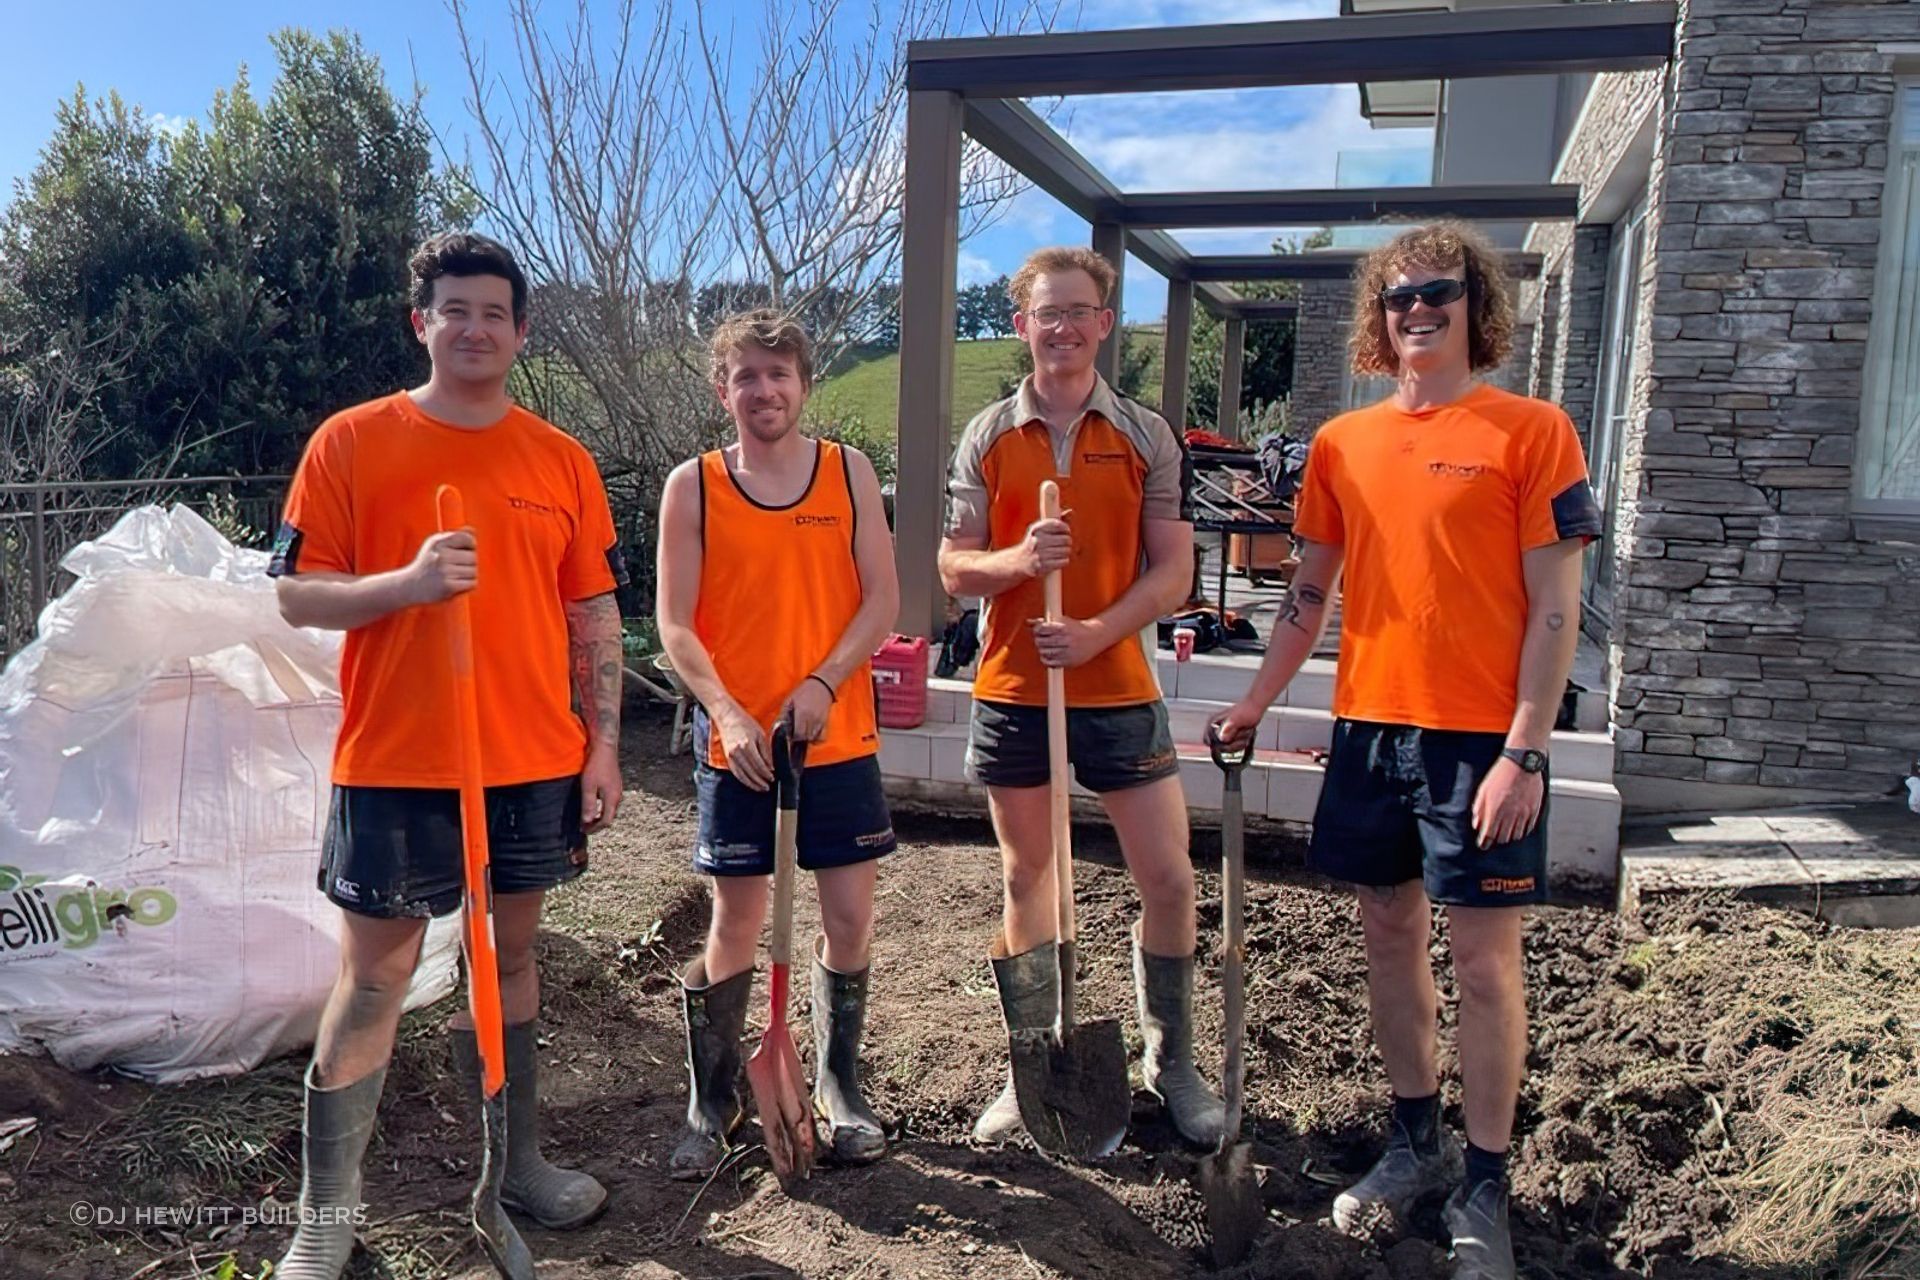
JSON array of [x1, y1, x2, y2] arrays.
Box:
[[1546, 612, 1565, 632], [565, 593, 624, 752], [1278, 582, 1326, 635]]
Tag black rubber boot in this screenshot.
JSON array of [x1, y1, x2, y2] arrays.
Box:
[[972, 936, 1062, 1144], [810, 936, 888, 1163], [451, 1022, 609, 1228], [1133, 923, 1226, 1149], [274, 1063, 385, 1280], [671, 959, 753, 1180]]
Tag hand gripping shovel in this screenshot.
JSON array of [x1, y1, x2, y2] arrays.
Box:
[[1200, 725, 1260, 1266], [1009, 479, 1131, 1162], [437, 486, 536, 1280], [745, 714, 818, 1188]]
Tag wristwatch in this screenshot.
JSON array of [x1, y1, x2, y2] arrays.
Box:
[[1501, 747, 1548, 775]]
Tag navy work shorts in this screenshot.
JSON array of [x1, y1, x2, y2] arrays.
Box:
[[319, 776, 587, 918], [1306, 719, 1550, 907]]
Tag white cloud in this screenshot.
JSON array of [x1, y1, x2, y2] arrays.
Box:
[[956, 250, 999, 286], [147, 111, 193, 139], [1067, 83, 1430, 194]]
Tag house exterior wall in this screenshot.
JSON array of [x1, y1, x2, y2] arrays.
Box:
[[1603, 0, 1920, 807]]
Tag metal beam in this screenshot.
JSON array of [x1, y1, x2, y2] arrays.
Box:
[[960, 98, 1116, 223], [1091, 221, 1126, 384], [1225, 299, 1302, 322], [1188, 252, 1544, 282], [1113, 184, 1580, 228], [895, 90, 964, 640], [1162, 279, 1194, 427], [1219, 319, 1245, 441], [909, 3, 1675, 97]]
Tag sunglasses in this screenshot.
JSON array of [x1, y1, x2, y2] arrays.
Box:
[[1380, 278, 1468, 313]]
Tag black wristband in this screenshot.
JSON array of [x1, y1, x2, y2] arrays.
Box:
[[807, 673, 836, 702]]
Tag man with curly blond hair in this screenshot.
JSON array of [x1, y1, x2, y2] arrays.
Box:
[[1214, 222, 1599, 1278]]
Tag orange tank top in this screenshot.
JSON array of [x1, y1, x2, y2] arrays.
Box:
[[694, 439, 879, 768]]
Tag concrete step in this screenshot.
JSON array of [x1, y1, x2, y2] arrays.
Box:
[[1617, 805, 1920, 928], [916, 682, 1613, 785], [877, 722, 1623, 893]]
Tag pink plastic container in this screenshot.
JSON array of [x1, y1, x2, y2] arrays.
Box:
[[871, 634, 929, 728]]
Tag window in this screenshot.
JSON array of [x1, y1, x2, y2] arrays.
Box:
[[1858, 80, 1920, 512], [1586, 192, 1649, 628]]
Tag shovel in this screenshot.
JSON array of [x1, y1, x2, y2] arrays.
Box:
[[1200, 723, 1260, 1266], [745, 714, 818, 1188], [1009, 479, 1132, 1162], [437, 486, 536, 1280]]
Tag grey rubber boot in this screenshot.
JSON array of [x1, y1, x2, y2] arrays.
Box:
[[971, 936, 1062, 1145], [810, 937, 888, 1163], [274, 1063, 385, 1280], [1444, 1178, 1518, 1279], [671, 959, 753, 1181], [1133, 923, 1226, 1149], [450, 1022, 609, 1229], [1332, 1120, 1464, 1239]]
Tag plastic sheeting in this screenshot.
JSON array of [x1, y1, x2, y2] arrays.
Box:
[[0, 504, 458, 1082]]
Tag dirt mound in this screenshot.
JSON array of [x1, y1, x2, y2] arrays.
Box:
[[1, 718, 1914, 1279]]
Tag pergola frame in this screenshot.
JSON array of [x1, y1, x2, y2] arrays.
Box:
[[893, 2, 1677, 637]]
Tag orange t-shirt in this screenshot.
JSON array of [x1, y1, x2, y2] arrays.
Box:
[[693, 440, 879, 768], [946, 375, 1191, 708], [1292, 384, 1600, 734], [270, 392, 625, 787]]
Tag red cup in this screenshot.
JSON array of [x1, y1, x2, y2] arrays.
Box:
[[1173, 629, 1195, 662]]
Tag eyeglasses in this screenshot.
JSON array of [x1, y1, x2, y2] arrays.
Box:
[[1027, 305, 1103, 328], [1379, 278, 1468, 313]]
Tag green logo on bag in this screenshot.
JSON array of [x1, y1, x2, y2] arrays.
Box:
[[0, 865, 178, 958]]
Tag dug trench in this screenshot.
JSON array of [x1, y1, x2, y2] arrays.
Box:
[[1, 707, 1914, 1279]]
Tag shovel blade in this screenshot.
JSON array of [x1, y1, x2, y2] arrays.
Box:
[[746, 1025, 817, 1187], [1200, 1139, 1260, 1267], [472, 1093, 536, 1280], [1009, 1016, 1130, 1162]]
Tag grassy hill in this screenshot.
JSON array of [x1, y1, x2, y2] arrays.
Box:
[[810, 338, 1025, 433], [810, 327, 1168, 436]]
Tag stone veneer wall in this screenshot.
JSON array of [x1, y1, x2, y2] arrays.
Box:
[[1290, 278, 1351, 434], [1608, 0, 1920, 804]]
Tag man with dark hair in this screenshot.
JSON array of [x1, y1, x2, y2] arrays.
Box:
[[1215, 221, 1598, 1280], [655, 308, 899, 1178], [268, 230, 626, 1279]]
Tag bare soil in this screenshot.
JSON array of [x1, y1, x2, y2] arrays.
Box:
[[1, 704, 1913, 1280]]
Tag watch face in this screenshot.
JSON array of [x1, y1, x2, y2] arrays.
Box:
[[1523, 750, 1547, 774]]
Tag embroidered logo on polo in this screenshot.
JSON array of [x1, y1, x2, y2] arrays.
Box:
[[1081, 451, 1130, 465]]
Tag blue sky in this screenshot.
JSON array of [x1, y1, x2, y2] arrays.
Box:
[[2, 0, 1431, 322]]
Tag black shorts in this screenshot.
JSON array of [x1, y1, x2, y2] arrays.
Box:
[[319, 776, 587, 918], [693, 747, 896, 877], [1306, 719, 1550, 908], [965, 698, 1179, 794]]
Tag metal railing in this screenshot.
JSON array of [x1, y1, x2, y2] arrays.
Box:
[[0, 476, 287, 664]]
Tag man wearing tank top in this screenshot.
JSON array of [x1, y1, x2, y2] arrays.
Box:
[[939, 246, 1225, 1151], [655, 309, 900, 1178]]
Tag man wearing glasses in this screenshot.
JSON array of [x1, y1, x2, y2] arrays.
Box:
[[1213, 222, 1598, 1279], [938, 246, 1223, 1151]]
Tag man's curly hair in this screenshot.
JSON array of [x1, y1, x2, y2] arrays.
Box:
[[1348, 221, 1516, 377]]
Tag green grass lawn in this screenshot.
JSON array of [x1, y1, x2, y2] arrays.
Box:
[[812, 329, 1170, 436], [811, 338, 1025, 434]]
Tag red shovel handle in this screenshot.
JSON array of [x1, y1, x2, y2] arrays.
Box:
[[438, 485, 506, 1099]]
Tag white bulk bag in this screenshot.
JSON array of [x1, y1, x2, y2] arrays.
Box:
[[0, 504, 458, 1083]]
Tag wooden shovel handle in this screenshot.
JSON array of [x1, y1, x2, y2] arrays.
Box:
[[1041, 481, 1075, 961], [437, 485, 506, 1099]]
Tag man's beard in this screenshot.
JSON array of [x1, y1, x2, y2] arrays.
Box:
[[742, 409, 797, 443]]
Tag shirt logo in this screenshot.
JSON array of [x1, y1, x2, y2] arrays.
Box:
[[507, 496, 561, 517], [1428, 461, 1488, 480], [1081, 451, 1130, 465], [793, 514, 841, 527]]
